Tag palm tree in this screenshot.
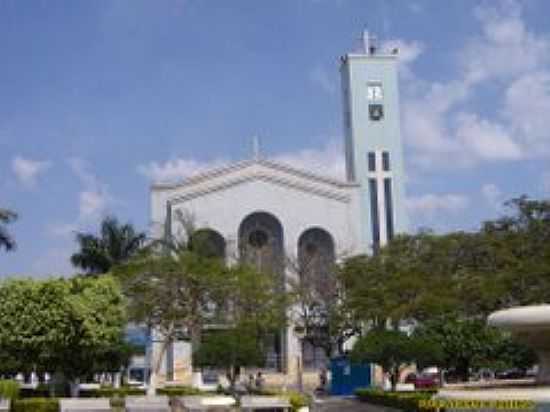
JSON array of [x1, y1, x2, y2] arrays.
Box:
[[71, 216, 146, 274], [0, 208, 17, 252]]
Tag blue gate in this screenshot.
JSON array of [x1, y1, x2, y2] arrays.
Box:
[[330, 356, 371, 396]]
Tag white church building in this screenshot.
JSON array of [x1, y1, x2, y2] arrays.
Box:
[[146, 33, 408, 387]]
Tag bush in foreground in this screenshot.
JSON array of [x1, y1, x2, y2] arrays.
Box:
[[355, 388, 436, 412], [11, 398, 59, 412], [0, 380, 20, 400]]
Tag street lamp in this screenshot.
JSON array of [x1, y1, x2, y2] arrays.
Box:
[[294, 325, 306, 393]]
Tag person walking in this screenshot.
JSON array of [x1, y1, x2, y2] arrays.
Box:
[[255, 371, 265, 391]]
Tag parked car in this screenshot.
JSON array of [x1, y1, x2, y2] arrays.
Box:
[[404, 373, 439, 389], [472, 368, 495, 381], [495, 368, 526, 379]]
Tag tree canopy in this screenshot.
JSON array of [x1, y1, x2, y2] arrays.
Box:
[[0, 276, 127, 395], [351, 329, 442, 390], [115, 211, 288, 392], [71, 216, 146, 274], [0, 208, 17, 252], [340, 196, 550, 381]]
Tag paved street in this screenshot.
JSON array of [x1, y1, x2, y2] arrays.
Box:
[[313, 397, 399, 412]]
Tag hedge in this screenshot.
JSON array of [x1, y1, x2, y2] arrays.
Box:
[[79, 387, 146, 398], [156, 386, 203, 396], [19, 385, 51, 398], [0, 380, 20, 400], [355, 388, 437, 412], [11, 398, 59, 412]]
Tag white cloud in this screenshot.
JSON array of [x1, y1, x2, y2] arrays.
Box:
[[273, 139, 345, 180], [381, 39, 424, 79], [407, 193, 469, 218], [503, 71, 550, 156], [48, 158, 114, 242], [12, 156, 51, 187], [481, 183, 503, 211], [462, 1, 550, 84], [454, 113, 523, 160], [138, 158, 228, 183], [68, 157, 113, 221], [138, 139, 346, 183], [79, 190, 108, 219], [402, 1, 550, 170], [309, 65, 337, 95]]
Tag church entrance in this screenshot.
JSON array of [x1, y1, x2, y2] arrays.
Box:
[[238, 211, 285, 371]]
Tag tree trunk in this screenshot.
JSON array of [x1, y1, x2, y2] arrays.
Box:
[[391, 366, 399, 391], [69, 378, 80, 398], [457, 359, 470, 383], [148, 337, 170, 396], [190, 323, 201, 352], [114, 372, 121, 389]]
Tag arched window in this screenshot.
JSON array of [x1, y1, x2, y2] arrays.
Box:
[[189, 229, 226, 260], [298, 227, 336, 292], [297, 227, 336, 370], [238, 211, 285, 371], [238, 211, 284, 278]]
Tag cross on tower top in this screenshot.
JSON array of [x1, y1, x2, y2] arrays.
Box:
[[362, 30, 378, 55], [252, 136, 261, 160]]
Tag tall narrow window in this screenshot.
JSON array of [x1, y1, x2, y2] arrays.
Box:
[[368, 152, 376, 172], [384, 178, 394, 241], [382, 151, 390, 171], [369, 178, 380, 252]]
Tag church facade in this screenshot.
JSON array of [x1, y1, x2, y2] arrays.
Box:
[[147, 33, 408, 386]]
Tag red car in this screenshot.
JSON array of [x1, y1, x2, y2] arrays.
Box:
[[405, 373, 440, 389]]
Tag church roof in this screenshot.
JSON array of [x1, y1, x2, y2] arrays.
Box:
[[151, 157, 358, 192]]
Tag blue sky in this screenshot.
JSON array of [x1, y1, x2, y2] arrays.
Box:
[[2, 0, 550, 276]]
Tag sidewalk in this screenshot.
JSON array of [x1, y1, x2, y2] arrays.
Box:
[[313, 397, 399, 412]]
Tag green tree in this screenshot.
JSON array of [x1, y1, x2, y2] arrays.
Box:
[[351, 329, 441, 391], [0, 208, 17, 252], [0, 276, 127, 396], [53, 276, 128, 396], [117, 207, 289, 393], [193, 326, 267, 387], [71, 216, 146, 274], [115, 238, 227, 394], [288, 255, 359, 359], [340, 233, 459, 327], [414, 317, 501, 382], [479, 197, 550, 308], [197, 264, 287, 387]]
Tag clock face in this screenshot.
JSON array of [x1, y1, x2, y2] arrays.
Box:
[[369, 104, 384, 121], [367, 84, 383, 101]]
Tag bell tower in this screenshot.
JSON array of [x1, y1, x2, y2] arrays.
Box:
[[340, 31, 409, 252]]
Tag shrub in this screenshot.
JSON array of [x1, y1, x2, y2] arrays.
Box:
[[0, 380, 19, 400], [11, 398, 59, 412], [19, 384, 51, 398], [157, 386, 203, 396], [355, 388, 436, 412], [287, 391, 311, 412], [79, 386, 146, 398]]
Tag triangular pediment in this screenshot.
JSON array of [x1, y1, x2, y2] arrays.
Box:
[[152, 158, 358, 204]]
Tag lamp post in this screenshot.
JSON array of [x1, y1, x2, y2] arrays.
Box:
[[294, 325, 306, 393]]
